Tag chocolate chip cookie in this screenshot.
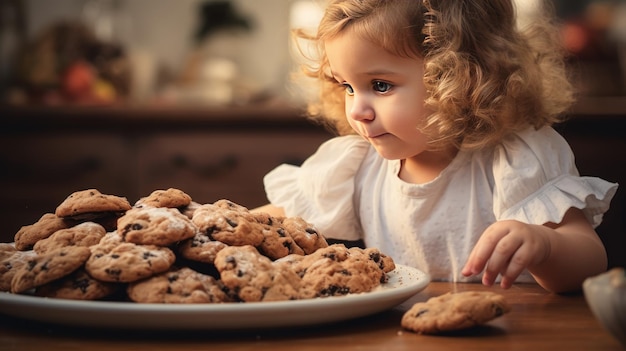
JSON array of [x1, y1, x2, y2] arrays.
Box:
[[401, 291, 512, 334], [290, 244, 392, 299], [33, 221, 106, 254], [14, 213, 73, 251], [279, 216, 328, 254], [0, 244, 36, 291], [117, 207, 197, 246], [85, 232, 176, 283], [191, 204, 264, 247], [35, 268, 119, 300], [214, 245, 301, 302], [11, 246, 92, 294], [134, 188, 192, 209], [55, 189, 131, 220], [177, 232, 228, 264], [127, 267, 230, 303]]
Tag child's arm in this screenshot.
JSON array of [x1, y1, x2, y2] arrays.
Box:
[[462, 207, 608, 293], [251, 204, 285, 217]]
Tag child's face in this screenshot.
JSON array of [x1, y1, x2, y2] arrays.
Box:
[[325, 29, 432, 160]]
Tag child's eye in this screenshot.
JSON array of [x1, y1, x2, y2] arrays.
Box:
[[373, 81, 392, 93], [342, 83, 354, 95]]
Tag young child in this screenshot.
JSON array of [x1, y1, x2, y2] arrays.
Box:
[[254, 0, 618, 293]]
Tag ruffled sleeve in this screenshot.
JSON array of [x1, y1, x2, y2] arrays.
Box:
[[492, 127, 618, 227], [263, 135, 370, 240]]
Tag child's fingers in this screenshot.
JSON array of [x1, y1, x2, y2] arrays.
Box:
[[484, 234, 524, 281], [462, 224, 510, 276]]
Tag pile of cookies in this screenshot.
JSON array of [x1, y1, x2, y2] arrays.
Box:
[[1, 188, 395, 303]]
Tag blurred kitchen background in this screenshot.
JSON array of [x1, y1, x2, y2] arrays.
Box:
[[0, 0, 624, 268], [0, 0, 311, 106], [0, 0, 625, 106]]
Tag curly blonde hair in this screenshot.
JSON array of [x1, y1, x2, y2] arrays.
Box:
[[294, 0, 575, 150]]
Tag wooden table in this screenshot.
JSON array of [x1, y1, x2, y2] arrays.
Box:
[[0, 282, 622, 351]]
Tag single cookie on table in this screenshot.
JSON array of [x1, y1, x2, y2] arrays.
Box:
[[33, 221, 106, 255], [214, 245, 301, 302], [35, 268, 119, 300], [117, 207, 197, 246], [55, 188, 131, 220], [401, 291, 512, 334], [177, 231, 228, 264], [85, 232, 176, 283], [288, 244, 392, 299], [11, 246, 92, 294], [14, 213, 73, 251], [191, 204, 264, 247], [127, 267, 230, 304], [0, 244, 36, 292], [279, 216, 328, 254], [134, 188, 192, 209]]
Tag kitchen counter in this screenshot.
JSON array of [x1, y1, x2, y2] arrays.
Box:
[[0, 102, 316, 131], [0, 282, 622, 351]]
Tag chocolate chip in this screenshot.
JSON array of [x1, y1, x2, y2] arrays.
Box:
[[142, 251, 157, 260], [320, 285, 350, 296], [494, 305, 504, 317], [225, 218, 238, 228], [226, 256, 236, 265], [415, 309, 429, 317], [105, 268, 121, 277], [369, 252, 381, 262], [323, 252, 338, 261], [73, 278, 91, 293]]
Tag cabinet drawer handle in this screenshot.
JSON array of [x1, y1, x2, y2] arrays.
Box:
[[170, 154, 238, 178]]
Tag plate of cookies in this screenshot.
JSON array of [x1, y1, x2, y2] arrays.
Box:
[[0, 188, 430, 330]]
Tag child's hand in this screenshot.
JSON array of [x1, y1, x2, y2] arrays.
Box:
[[461, 220, 551, 289]]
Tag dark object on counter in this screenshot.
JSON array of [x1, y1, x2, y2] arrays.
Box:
[[194, 0, 253, 44]]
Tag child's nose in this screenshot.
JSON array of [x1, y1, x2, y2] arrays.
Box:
[[348, 94, 375, 122]]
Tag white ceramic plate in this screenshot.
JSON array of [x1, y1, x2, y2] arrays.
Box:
[[0, 264, 428, 330]]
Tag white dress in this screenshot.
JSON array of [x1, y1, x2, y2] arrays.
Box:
[[263, 127, 618, 283]]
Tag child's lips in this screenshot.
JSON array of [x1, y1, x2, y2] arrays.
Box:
[[366, 133, 387, 139], [361, 129, 386, 139]]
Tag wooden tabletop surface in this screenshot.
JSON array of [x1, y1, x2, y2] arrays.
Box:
[[0, 282, 622, 351]]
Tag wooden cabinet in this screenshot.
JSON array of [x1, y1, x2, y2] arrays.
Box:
[[0, 105, 333, 242], [135, 131, 330, 208], [0, 132, 136, 240]]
